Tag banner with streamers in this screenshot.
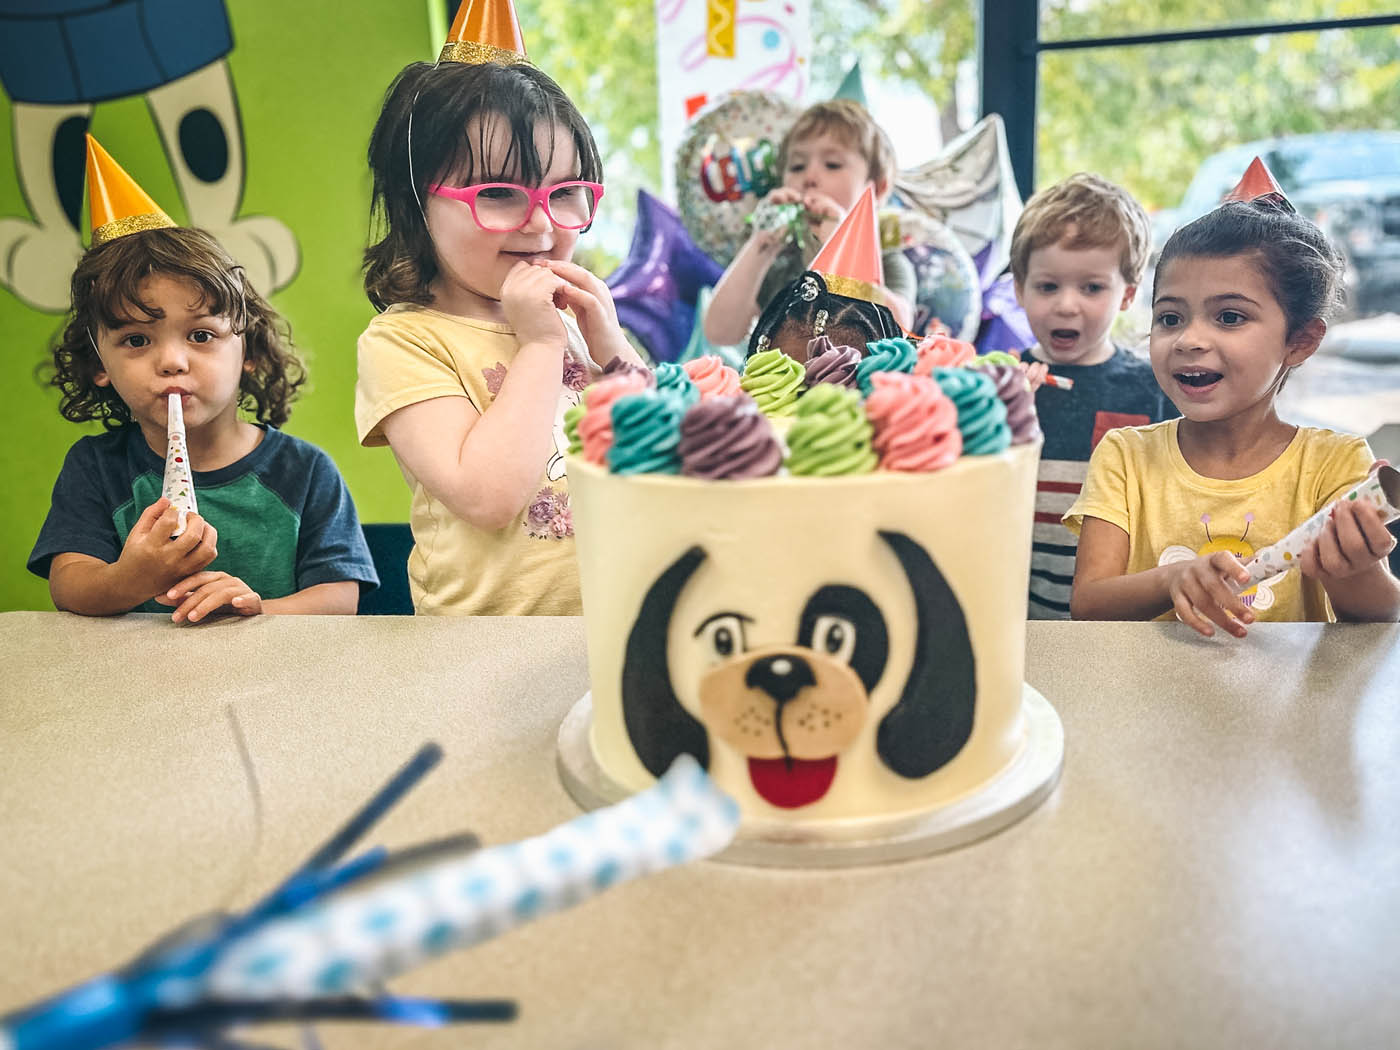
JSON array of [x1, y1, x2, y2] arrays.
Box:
[[656, 0, 811, 202]]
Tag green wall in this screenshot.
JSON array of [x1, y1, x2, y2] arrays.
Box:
[[0, 3, 436, 610]]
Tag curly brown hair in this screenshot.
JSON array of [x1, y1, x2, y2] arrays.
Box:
[[47, 227, 305, 428], [363, 60, 602, 311]]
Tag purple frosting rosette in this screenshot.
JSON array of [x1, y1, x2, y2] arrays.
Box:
[[678, 396, 784, 479], [981, 363, 1042, 445], [803, 336, 862, 390]]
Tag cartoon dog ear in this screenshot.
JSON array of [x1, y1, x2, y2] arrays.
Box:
[[875, 530, 977, 778], [622, 545, 710, 776]]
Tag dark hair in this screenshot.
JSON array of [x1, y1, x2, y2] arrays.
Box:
[[747, 271, 901, 361], [47, 227, 304, 428], [1154, 201, 1344, 338], [363, 60, 603, 310]]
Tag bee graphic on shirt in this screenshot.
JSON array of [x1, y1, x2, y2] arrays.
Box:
[[1157, 512, 1285, 610]]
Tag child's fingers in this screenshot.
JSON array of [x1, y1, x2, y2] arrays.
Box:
[[1309, 516, 1350, 577], [230, 591, 263, 616], [1171, 590, 1216, 638], [183, 583, 240, 623], [132, 498, 172, 537], [1341, 500, 1395, 560], [181, 520, 218, 569], [539, 258, 601, 290], [165, 570, 221, 602]]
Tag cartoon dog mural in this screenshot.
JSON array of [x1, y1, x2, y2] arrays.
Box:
[[0, 0, 297, 311], [620, 532, 978, 810]]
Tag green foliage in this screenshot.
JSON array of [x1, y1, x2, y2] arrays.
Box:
[[521, 0, 1398, 226]]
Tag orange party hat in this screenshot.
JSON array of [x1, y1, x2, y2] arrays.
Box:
[[809, 184, 885, 305], [1222, 156, 1294, 212], [86, 135, 175, 246], [440, 0, 528, 64]]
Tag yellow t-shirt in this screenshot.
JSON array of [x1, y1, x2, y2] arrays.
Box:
[[355, 303, 598, 615], [1063, 419, 1373, 622]]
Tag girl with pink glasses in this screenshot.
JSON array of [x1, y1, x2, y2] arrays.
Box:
[[355, 50, 644, 616]]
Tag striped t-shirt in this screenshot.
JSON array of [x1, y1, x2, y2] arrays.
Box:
[[1019, 347, 1178, 618]]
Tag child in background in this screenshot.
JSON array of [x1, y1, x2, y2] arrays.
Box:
[[1012, 173, 1177, 618], [1066, 190, 1400, 634], [704, 99, 916, 346], [355, 16, 643, 615], [31, 142, 376, 621]]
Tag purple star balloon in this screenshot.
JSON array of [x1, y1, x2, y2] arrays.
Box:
[[975, 271, 1034, 354], [606, 190, 724, 364]]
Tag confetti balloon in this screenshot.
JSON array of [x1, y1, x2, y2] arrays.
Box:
[[675, 89, 803, 268], [888, 209, 982, 342]]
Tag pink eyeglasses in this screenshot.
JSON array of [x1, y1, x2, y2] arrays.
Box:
[[426, 181, 604, 232]]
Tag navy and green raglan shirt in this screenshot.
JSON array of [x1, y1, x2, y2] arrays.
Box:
[[29, 425, 378, 612], [1019, 346, 1178, 619]]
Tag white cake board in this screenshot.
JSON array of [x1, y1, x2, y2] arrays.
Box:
[[556, 685, 1064, 868]]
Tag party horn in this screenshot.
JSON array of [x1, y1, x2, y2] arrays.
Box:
[[163, 393, 198, 538]]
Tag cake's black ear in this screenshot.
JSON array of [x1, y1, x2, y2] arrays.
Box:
[[622, 545, 710, 776], [875, 530, 976, 778]]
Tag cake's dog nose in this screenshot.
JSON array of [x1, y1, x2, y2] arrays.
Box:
[[745, 654, 816, 703]]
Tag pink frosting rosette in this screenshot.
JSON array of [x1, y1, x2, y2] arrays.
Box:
[[864, 371, 963, 471], [913, 334, 977, 376], [579, 372, 652, 465], [682, 354, 742, 400]]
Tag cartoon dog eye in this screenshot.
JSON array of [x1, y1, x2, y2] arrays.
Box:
[[809, 614, 857, 665], [694, 612, 752, 663]]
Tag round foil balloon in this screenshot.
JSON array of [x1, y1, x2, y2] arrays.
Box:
[[675, 90, 803, 268], [890, 210, 983, 342]]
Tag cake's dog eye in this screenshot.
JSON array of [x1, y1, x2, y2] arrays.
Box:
[[810, 615, 856, 664], [697, 614, 748, 662]]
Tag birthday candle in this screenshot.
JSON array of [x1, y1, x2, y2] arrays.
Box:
[[203, 755, 739, 999], [163, 393, 198, 537]]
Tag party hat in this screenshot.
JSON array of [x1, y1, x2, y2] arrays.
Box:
[[809, 184, 885, 305], [439, 0, 528, 64], [163, 393, 198, 538], [86, 135, 175, 246], [1222, 156, 1294, 212], [833, 61, 868, 107]]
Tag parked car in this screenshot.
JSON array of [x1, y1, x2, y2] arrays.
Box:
[[1151, 131, 1400, 317]]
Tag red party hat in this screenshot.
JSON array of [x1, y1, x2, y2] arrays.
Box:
[[1222, 156, 1294, 212], [809, 184, 885, 306]]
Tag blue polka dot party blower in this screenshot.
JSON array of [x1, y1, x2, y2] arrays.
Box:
[[1, 745, 738, 1050]]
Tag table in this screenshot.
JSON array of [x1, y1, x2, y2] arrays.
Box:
[[2, 613, 1398, 1049]]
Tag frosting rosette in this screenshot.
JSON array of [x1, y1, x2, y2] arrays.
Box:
[[785, 384, 877, 476], [608, 391, 685, 475], [855, 337, 918, 397], [982, 363, 1042, 446], [682, 354, 743, 400], [602, 357, 657, 384], [914, 333, 976, 375], [740, 349, 806, 417], [865, 372, 963, 471], [970, 350, 1022, 370], [654, 361, 701, 408], [803, 337, 861, 390], [678, 396, 784, 479], [580, 372, 651, 465], [930, 367, 1011, 455], [564, 400, 587, 456]]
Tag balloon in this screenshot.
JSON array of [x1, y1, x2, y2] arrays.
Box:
[[675, 89, 804, 268], [893, 114, 1024, 291], [605, 190, 724, 365], [975, 272, 1034, 354], [887, 209, 982, 342]]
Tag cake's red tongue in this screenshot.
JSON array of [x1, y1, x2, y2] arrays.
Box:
[[748, 756, 837, 809]]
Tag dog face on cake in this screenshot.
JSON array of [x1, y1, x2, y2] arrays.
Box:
[[621, 531, 977, 811]]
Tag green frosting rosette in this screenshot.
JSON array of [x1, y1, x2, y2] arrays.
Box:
[[563, 400, 586, 456], [969, 350, 1022, 370], [740, 349, 806, 417], [856, 337, 918, 397], [785, 384, 878, 476], [607, 391, 685, 475], [930, 367, 1011, 455], [654, 361, 700, 409]]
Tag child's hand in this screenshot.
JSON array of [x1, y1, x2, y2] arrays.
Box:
[[1165, 551, 1256, 638], [537, 259, 635, 364], [800, 191, 846, 243], [1298, 499, 1396, 585], [117, 498, 219, 597], [157, 570, 263, 624], [750, 187, 805, 253], [500, 260, 568, 350], [1021, 361, 1050, 392]]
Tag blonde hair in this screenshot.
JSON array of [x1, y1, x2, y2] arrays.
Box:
[[1010, 173, 1151, 286], [777, 100, 895, 188]]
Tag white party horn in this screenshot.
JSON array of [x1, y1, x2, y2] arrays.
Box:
[[163, 392, 198, 538]]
